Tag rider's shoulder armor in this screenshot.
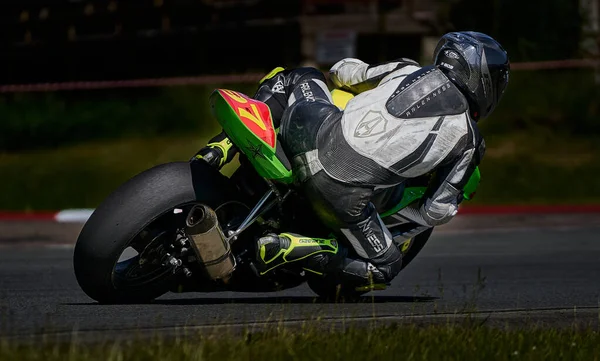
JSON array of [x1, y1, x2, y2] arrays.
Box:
[[385, 66, 468, 119]]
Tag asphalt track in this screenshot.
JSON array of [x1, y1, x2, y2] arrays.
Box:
[[1, 214, 599, 341]]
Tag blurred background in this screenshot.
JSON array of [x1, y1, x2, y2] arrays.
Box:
[[0, 0, 599, 211]]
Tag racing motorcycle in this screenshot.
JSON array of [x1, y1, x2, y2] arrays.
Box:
[[73, 88, 480, 304]]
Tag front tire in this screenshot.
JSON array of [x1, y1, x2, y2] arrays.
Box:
[[400, 227, 434, 270], [73, 161, 236, 304]]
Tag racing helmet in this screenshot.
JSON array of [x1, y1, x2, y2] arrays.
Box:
[[433, 31, 510, 120]]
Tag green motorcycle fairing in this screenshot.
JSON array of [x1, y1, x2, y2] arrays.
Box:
[[210, 89, 294, 183], [379, 167, 481, 218]]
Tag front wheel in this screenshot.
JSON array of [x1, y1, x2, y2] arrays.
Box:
[[73, 161, 237, 304], [399, 227, 434, 270]]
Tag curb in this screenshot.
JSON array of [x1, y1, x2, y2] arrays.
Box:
[[2, 205, 600, 223]]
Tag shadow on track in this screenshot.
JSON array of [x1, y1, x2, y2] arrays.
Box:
[[152, 295, 439, 305], [64, 295, 439, 306]]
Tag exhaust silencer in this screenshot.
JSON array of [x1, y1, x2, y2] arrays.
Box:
[[185, 204, 236, 281]]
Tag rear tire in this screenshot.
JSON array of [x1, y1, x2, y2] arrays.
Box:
[[73, 161, 237, 304]]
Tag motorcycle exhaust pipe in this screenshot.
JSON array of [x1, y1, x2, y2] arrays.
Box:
[[185, 204, 236, 282]]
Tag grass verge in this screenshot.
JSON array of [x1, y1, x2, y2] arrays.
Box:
[[473, 131, 600, 205], [1, 324, 599, 361], [0, 135, 240, 211], [2, 131, 600, 210]]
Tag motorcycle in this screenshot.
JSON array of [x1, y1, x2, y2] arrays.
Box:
[[73, 88, 480, 304]]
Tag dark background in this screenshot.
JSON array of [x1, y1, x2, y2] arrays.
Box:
[[1, 0, 588, 84], [0, 0, 599, 210]]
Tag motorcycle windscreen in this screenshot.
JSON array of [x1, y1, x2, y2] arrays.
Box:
[[210, 89, 293, 183]]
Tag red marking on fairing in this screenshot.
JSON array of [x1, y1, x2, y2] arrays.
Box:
[[218, 89, 276, 148]]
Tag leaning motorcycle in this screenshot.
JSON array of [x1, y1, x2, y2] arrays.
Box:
[[73, 88, 480, 304]]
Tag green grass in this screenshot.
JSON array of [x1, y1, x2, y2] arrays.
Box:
[[473, 131, 600, 205], [0, 84, 255, 152], [1, 324, 599, 361], [0, 135, 240, 211], [1, 131, 600, 210]]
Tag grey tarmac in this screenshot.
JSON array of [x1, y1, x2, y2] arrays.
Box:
[[0, 214, 599, 341]]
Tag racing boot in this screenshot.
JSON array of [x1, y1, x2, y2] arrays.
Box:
[[255, 233, 339, 276], [255, 233, 392, 292], [192, 131, 238, 170]]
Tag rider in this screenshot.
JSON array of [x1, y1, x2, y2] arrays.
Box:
[[195, 31, 510, 293]]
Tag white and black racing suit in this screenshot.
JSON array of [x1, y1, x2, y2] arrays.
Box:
[[252, 58, 485, 287]]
